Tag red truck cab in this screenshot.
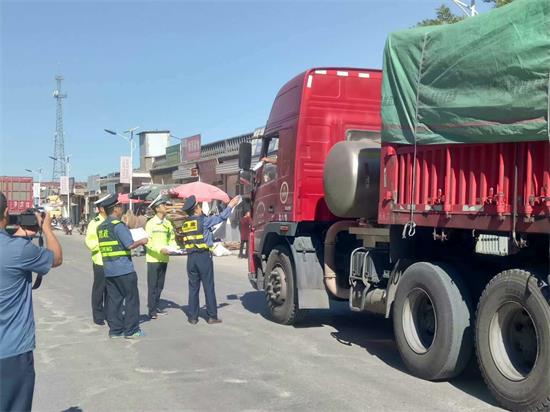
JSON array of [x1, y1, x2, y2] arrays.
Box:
[[249, 68, 382, 275]]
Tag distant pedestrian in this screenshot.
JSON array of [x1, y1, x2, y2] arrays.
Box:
[[182, 194, 240, 324], [0, 191, 63, 412], [145, 195, 178, 319], [239, 211, 251, 259], [97, 194, 148, 339], [85, 195, 109, 325]]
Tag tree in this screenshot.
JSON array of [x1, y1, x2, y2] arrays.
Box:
[[418, 0, 515, 27], [483, 0, 514, 6], [417, 5, 464, 27]]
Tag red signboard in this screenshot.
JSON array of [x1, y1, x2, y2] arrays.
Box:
[[180, 134, 201, 161]]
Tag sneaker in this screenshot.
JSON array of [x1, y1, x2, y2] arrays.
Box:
[[149, 313, 158, 319], [109, 332, 124, 339], [188, 318, 198, 325], [94, 320, 105, 326], [156, 308, 167, 316], [207, 318, 222, 325], [125, 330, 146, 339]]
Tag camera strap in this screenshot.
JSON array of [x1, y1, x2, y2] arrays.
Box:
[[32, 232, 45, 290]]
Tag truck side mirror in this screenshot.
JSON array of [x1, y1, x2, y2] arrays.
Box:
[[239, 170, 253, 187], [239, 142, 252, 170]]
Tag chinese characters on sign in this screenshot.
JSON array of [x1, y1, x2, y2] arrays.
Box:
[[120, 156, 132, 184], [60, 176, 70, 195], [180, 134, 201, 162]]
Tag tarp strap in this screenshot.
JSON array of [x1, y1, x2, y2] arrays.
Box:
[[403, 32, 428, 239]]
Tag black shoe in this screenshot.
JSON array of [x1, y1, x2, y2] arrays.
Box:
[[149, 313, 158, 319], [156, 308, 168, 316], [94, 320, 105, 326], [188, 318, 198, 325], [207, 318, 222, 324]]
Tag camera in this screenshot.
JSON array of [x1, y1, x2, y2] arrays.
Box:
[[8, 207, 45, 228]]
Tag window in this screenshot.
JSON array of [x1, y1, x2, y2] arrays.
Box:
[[260, 134, 279, 183]]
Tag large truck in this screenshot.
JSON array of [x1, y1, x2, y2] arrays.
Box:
[[0, 176, 34, 214], [237, 1, 550, 411]]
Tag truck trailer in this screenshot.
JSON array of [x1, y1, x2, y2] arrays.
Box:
[[238, 1, 550, 410], [0, 176, 34, 214]]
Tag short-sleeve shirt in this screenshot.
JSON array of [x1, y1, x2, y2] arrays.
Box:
[[100, 219, 135, 278], [0, 229, 54, 359]]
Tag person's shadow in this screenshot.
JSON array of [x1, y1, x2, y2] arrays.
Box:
[[237, 291, 498, 408]]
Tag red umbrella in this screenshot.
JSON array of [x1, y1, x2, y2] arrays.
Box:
[[118, 193, 144, 204], [169, 181, 230, 203]]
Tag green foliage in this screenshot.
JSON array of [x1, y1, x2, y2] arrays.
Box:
[[483, 0, 515, 6], [417, 5, 464, 27]]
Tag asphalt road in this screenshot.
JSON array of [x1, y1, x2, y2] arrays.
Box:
[[31, 233, 502, 411]]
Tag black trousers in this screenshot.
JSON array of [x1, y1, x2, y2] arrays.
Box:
[[0, 351, 35, 412], [147, 262, 167, 315], [105, 272, 140, 336], [187, 252, 217, 320], [239, 239, 248, 258], [92, 263, 107, 323]]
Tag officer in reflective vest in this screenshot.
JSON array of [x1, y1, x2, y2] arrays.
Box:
[[145, 194, 179, 319], [181, 194, 240, 324], [97, 194, 148, 339], [84, 194, 109, 325]]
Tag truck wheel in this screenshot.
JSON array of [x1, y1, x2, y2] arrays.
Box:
[[393, 262, 473, 381], [264, 245, 302, 325], [476, 269, 550, 412]]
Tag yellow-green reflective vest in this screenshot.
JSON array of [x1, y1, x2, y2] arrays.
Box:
[[145, 215, 177, 263], [97, 218, 131, 260], [85, 214, 105, 266], [182, 215, 210, 252]]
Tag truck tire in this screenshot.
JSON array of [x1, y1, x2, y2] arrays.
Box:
[[264, 245, 303, 325], [475, 269, 550, 412], [393, 262, 473, 381]]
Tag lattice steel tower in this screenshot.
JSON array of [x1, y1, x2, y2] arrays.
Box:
[[52, 75, 67, 180]]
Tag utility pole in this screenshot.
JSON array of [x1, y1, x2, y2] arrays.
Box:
[[452, 0, 478, 16], [52, 75, 67, 180]]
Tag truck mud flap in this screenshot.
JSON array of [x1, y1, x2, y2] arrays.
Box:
[[290, 237, 330, 309]]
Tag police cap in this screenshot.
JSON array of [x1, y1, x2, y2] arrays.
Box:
[[181, 195, 197, 214], [150, 194, 172, 210], [96, 193, 119, 209]]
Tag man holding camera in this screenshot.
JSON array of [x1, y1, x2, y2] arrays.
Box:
[[0, 191, 63, 412], [97, 194, 148, 339]]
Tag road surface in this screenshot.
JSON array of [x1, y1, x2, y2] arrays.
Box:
[[32, 234, 502, 411]]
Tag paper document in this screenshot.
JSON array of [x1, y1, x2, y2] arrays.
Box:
[[164, 246, 184, 255], [252, 161, 264, 172], [129, 228, 148, 242]]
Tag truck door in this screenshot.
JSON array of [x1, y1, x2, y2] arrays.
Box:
[[253, 133, 280, 248]]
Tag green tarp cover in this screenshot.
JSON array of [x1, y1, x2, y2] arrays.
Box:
[[381, 0, 550, 145]]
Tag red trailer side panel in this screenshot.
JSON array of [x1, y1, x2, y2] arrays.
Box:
[[378, 141, 550, 234], [0, 176, 34, 214]]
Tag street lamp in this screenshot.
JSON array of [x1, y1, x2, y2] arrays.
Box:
[[104, 127, 139, 212], [49, 155, 71, 219], [24, 168, 43, 207]]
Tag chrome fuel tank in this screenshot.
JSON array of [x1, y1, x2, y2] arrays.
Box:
[[323, 141, 380, 219]]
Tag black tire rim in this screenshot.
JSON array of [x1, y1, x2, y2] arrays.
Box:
[[489, 301, 539, 382], [266, 265, 287, 306], [402, 288, 437, 354]]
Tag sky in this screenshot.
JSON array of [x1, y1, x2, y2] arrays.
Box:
[[0, 0, 493, 180]]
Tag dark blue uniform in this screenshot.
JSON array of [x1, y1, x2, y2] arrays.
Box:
[[98, 217, 141, 337], [183, 206, 232, 322]]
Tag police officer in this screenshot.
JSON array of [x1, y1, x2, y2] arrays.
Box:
[[97, 194, 148, 339], [145, 194, 178, 319], [182, 194, 240, 324], [84, 195, 109, 325]]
